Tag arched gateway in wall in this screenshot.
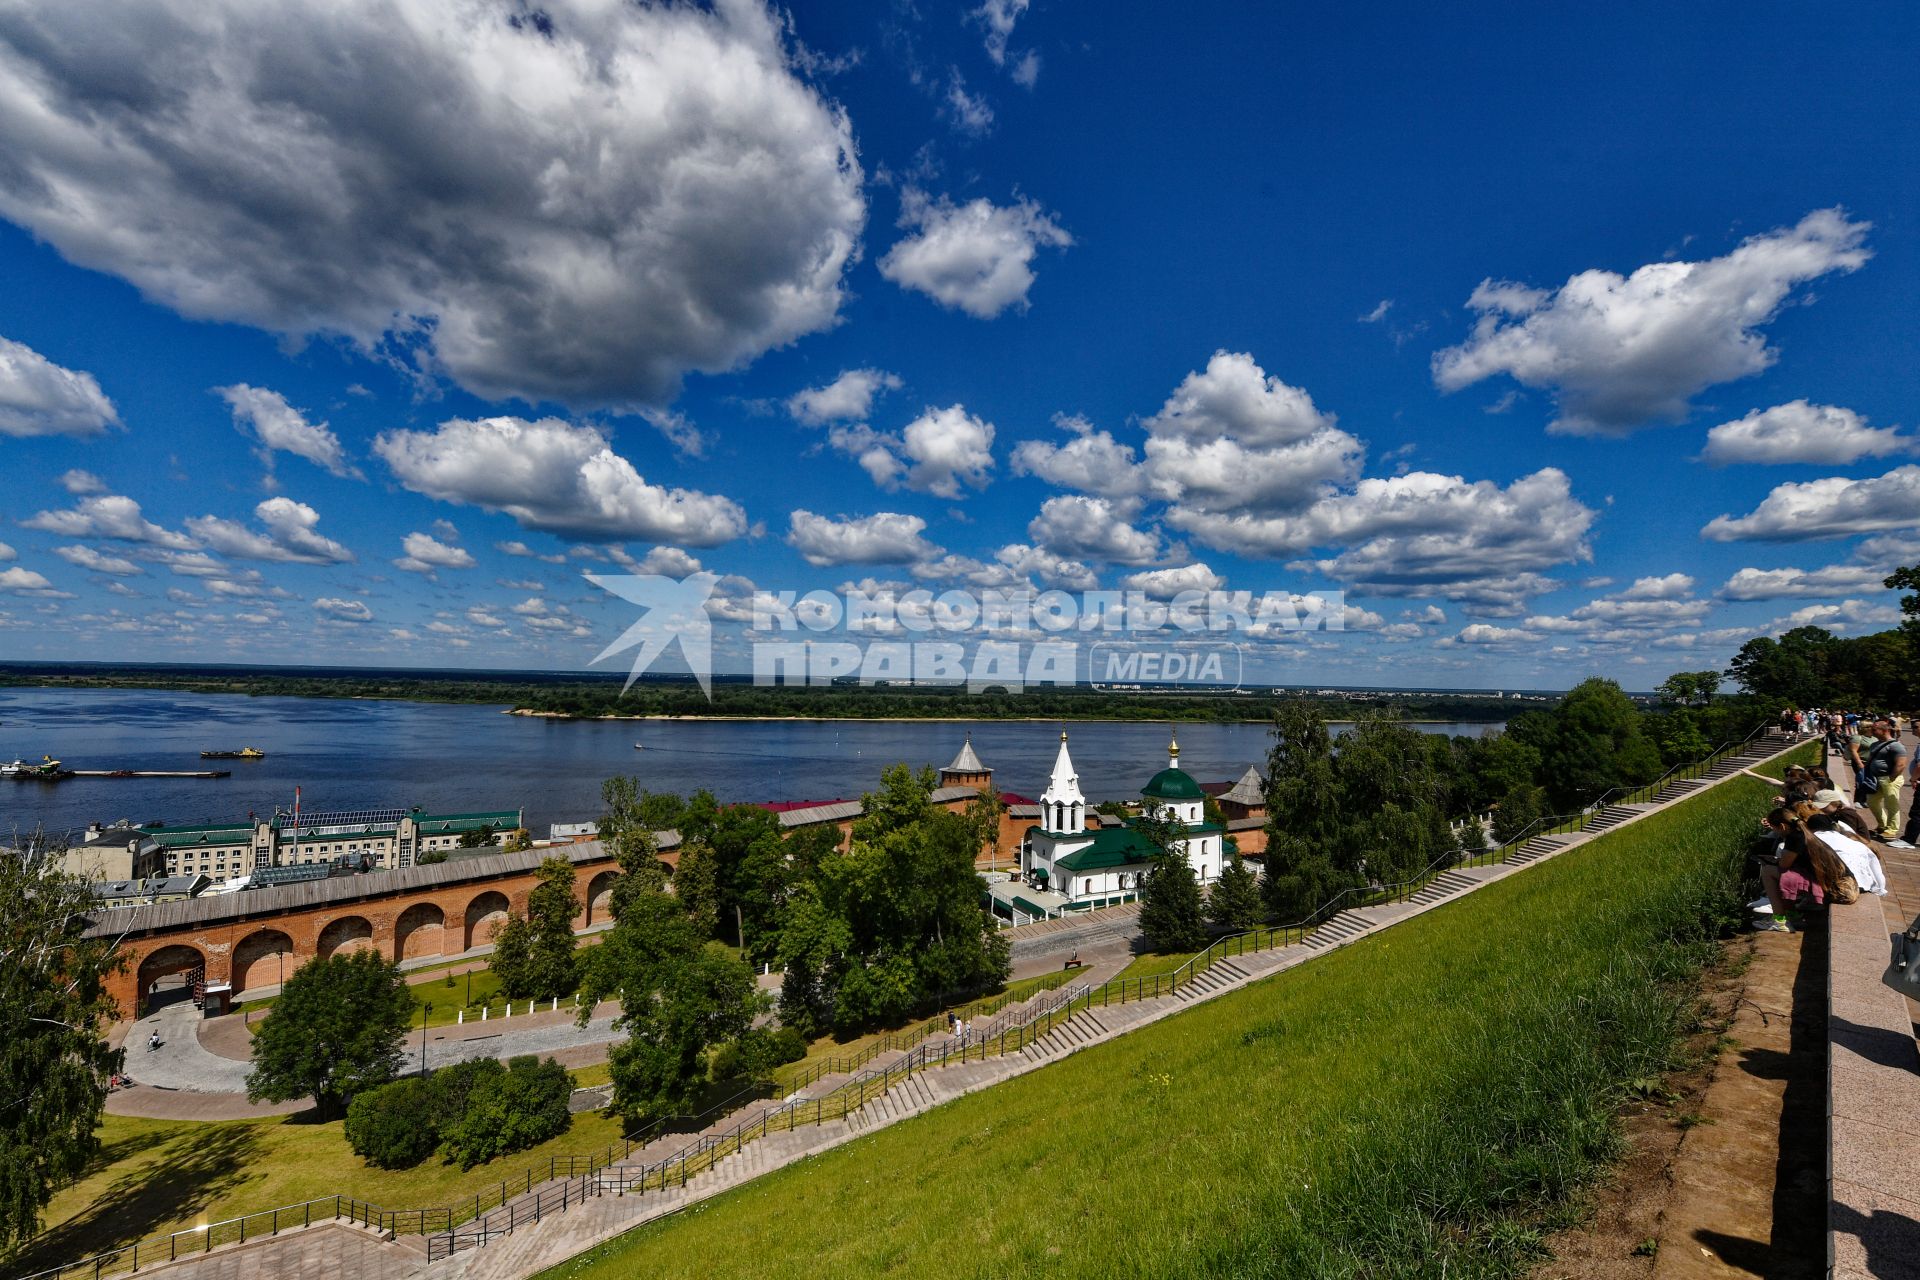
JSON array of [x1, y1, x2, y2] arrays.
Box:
[[88, 840, 636, 1018]]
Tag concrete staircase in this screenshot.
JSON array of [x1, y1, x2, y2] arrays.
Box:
[[1405, 868, 1480, 908], [1506, 833, 1572, 866], [1582, 803, 1648, 834], [1302, 911, 1373, 951], [1173, 958, 1250, 1001]]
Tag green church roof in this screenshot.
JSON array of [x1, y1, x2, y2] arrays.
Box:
[[1141, 767, 1204, 801]]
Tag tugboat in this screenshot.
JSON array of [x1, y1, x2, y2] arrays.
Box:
[[1, 756, 64, 779], [200, 747, 268, 760]]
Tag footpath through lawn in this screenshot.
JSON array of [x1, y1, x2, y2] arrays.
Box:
[[539, 777, 1771, 1280]]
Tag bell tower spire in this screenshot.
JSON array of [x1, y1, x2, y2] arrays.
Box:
[[1039, 728, 1085, 836]]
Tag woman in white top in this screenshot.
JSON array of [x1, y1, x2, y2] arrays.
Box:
[[1808, 814, 1887, 897]]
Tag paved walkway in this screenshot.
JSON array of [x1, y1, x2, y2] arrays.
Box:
[[1822, 738, 1920, 1280], [108, 998, 630, 1120]]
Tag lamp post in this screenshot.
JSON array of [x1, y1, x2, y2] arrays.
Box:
[[421, 1002, 432, 1077]]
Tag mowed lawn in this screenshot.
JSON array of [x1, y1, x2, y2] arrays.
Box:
[[12, 1107, 629, 1274], [11, 954, 1083, 1272], [538, 777, 1769, 1280]]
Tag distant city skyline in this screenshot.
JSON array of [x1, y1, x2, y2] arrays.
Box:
[[0, 1, 1915, 688]]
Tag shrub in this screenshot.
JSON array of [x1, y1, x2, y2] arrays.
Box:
[[440, 1056, 573, 1170], [428, 1056, 505, 1123], [709, 1026, 809, 1082], [345, 1077, 437, 1170]]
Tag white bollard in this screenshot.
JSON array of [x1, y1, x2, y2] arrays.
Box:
[[457, 1010, 464, 1026], [551, 997, 558, 1012], [481, 1006, 487, 1022], [503, 1001, 510, 1019]]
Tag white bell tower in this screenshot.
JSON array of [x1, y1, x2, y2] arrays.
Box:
[[1039, 730, 1085, 836]]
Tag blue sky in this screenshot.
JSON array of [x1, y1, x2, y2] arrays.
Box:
[[0, 0, 1915, 690]]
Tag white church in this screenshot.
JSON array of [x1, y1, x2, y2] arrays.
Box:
[[1022, 731, 1228, 910]]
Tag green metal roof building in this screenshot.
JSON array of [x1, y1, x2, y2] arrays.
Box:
[[1022, 732, 1230, 909], [138, 806, 524, 882]]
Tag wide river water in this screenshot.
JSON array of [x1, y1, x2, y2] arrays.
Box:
[[0, 687, 1502, 836]]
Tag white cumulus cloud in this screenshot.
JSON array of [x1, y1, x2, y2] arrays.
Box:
[[393, 531, 476, 575], [827, 404, 996, 499], [786, 369, 903, 426], [22, 496, 195, 549], [0, 335, 118, 437], [0, 0, 864, 409], [313, 596, 372, 623], [187, 498, 355, 565], [1433, 209, 1872, 435], [215, 384, 359, 478], [787, 510, 940, 567], [1702, 464, 1920, 542], [1701, 400, 1911, 466], [0, 567, 65, 595], [1119, 563, 1225, 598], [1010, 414, 1145, 499], [1027, 495, 1160, 564], [375, 416, 748, 546], [54, 546, 143, 576], [879, 190, 1071, 319]]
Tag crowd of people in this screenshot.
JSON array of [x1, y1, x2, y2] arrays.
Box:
[[1751, 712, 1914, 931]]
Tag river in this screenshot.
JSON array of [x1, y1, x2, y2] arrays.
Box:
[[0, 687, 1503, 836]]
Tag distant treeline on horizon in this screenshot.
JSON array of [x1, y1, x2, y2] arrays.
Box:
[[0, 662, 1548, 722]]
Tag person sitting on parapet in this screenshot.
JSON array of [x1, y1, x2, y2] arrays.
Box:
[[1780, 766, 1817, 805], [1807, 812, 1887, 898], [1812, 788, 1881, 844], [1755, 813, 1849, 928]]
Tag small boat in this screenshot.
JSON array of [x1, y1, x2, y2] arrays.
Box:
[[200, 747, 268, 760], [633, 743, 645, 750], [2, 756, 63, 779]]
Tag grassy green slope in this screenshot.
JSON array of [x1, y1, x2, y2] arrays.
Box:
[[541, 777, 1769, 1280]]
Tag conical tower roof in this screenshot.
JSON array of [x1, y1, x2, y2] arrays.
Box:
[[942, 732, 990, 777], [1040, 729, 1084, 806]]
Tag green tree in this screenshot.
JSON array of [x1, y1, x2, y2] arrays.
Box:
[[1533, 678, 1664, 811], [1328, 714, 1456, 885], [0, 834, 123, 1252], [777, 764, 1010, 1035], [1726, 627, 1836, 706], [1136, 804, 1207, 953], [1207, 850, 1263, 932], [671, 838, 723, 938], [344, 1077, 437, 1170], [1259, 704, 1354, 920], [489, 858, 580, 1000], [1655, 670, 1721, 707], [439, 1056, 573, 1170], [1491, 782, 1544, 845], [456, 824, 496, 849], [1890, 565, 1920, 657], [580, 885, 763, 1124], [599, 778, 674, 922], [246, 951, 412, 1120], [1644, 709, 1712, 767]]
